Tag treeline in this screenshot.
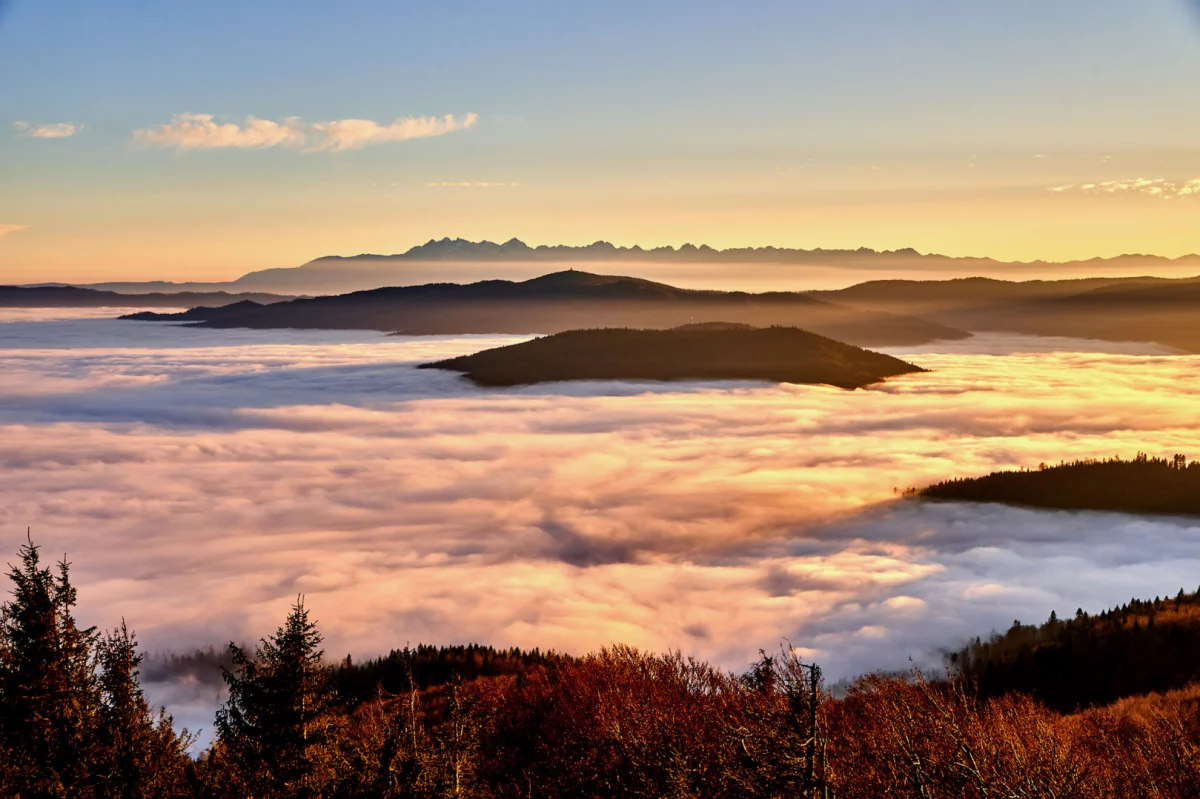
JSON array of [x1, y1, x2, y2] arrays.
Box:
[[143, 643, 564, 708], [951, 586, 1200, 712], [919, 453, 1200, 515], [332, 644, 566, 705], [4, 538, 1200, 797]]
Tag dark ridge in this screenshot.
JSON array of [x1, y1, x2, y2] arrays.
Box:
[[917, 453, 1200, 516], [120, 269, 969, 348], [951, 585, 1200, 712], [121, 299, 266, 321], [813, 275, 1200, 352], [0, 285, 294, 308], [420, 325, 926, 389]]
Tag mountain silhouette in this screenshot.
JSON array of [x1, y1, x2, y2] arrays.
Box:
[[421, 324, 926, 388], [122, 270, 967, 348]]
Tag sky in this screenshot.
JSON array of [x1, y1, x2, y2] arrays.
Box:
[[4, 0, 1200, 282]]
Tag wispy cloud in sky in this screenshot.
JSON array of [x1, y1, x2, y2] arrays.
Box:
[[1049, 177, 1200, 199], [132, 113, 478, 152], [0, 224, 28, 241], [426, 181, 520, 188], [13, 121, 81, 138]]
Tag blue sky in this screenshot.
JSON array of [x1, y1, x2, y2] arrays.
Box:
[[4, 0, 1200, 281]]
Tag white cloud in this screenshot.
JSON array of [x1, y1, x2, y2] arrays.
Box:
[[132, 112, 478, 152], [1049, 177, 1200, 199], [5, 317, 1200, 731], [13, 121, 82, 139], [132, 114, 305, 150]]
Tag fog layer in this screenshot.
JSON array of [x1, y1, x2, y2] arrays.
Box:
[[3, 312, 1200, 733]]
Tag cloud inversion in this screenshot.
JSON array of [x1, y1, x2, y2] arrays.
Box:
[[13, 121, 81, 138], [4, 315, 1200, 734], [132, 113, 479, 152]]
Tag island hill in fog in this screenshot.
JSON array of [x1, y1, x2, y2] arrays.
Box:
[[123, 270, 967, 349], [421, 323, 925, 389], [918, 453, 1200, 517]]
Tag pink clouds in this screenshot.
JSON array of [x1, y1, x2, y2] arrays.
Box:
[[13, 121, 82, 138], [3, 315, 1200, 717], [132, 112, 478, 152]]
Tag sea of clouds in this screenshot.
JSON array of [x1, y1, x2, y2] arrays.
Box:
[[2, 309, 1200, 736]]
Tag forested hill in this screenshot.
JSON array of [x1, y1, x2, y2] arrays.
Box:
[[952, 587, 1200, 712], [421, 325, 925, 388], [918, 454, 1200, 516]]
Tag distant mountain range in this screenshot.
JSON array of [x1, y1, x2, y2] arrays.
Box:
[[37, 238, 1200, 296], [18, 260, 1200, 353], [122, 270, 968, 349]]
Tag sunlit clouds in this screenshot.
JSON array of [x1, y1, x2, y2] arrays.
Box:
[[133, 114, 306, 150], [2, 314, 1200, 697], [306, 114, 479, 152], [13, 121, 82, 138], [131, 112, 479, 152], [1049, 177, 1200, 199]]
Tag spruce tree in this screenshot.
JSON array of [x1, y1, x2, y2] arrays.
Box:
[[216, 596, 336, 797], [0, 537, 99, 797], [94, 621, 193, 798]]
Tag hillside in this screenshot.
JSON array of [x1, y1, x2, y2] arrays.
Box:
[[420, 325, 925, 388], [121, 270, 969, 348], [918, 453, 1200, 516], [814, 275, 1200, 352], [0, 285, 294, 308], [951, 587, 1200, 711]]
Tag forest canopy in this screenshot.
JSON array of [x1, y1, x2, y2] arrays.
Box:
[[918, 453, 1200, 516]]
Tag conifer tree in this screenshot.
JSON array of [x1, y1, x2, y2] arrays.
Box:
[[215, 596, 336, 798], [0, 536, 99, 797], [94, 620, 193, 798]]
